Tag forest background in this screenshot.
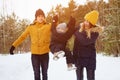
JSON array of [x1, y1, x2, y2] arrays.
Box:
[[0, 0, 120, 57]]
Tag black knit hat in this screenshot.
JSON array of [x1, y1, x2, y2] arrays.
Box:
[[35, 9, 45, 19]]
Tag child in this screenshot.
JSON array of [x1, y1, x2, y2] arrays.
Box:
[[50, 15, 76, 71]]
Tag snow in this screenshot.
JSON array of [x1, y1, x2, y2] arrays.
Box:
[[0, 53, 120, 80]]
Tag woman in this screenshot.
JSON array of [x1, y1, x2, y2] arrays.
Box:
[[10, 9, 51, 80], [73, 10, 103, 80]]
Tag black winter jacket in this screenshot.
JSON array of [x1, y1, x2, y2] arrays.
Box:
[[51, 16, 76, 44], [73, 27, 99, 58]]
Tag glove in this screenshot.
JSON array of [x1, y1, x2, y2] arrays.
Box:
[[52, 15, 58, 23], [10, 46, 15, 55]]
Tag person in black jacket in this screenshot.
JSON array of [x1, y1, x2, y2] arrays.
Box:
[[50, 15, 76, 71], [73, 10, 103, 80]]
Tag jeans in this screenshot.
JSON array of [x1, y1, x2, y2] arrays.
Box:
[[50, 43, 73, 64], [31, 53, 49, 80], [76, 66, 95, 80]]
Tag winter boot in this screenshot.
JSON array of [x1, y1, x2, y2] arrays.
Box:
[[53, 51, 65, 61], [67, 63, 77, 71], [57, 51, 65, 58]]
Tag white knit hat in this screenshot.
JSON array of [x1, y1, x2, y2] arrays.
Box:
[[56, 23, 67, 33]]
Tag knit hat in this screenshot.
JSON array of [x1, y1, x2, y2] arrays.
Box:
[[56, 23, 67, 33], [35, 9, 45, 19], [84, 10, 99, 25]]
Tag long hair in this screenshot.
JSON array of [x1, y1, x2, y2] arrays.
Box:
[[79, 22, 92, 38], [79, 23, 103, 38]]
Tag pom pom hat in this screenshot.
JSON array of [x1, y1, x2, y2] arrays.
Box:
[[84, 10, 99, 25]]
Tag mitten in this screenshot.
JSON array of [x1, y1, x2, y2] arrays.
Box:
[[10, 46, 15, 55]]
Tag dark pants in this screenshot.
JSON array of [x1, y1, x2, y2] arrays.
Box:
[[76, 66, 95, 80], [64, 48, 73, 64], [31, 53, 49, 80], [50, 43, 73, 64]]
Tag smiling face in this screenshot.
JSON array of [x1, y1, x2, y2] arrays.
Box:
[[84, 20, 93, 30], [36, 15, 45, 23], [56, 23, 68, 34], [56, 27, 68, 33]]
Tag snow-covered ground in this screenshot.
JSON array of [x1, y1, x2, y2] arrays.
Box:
[[0, 52, 120, 80]]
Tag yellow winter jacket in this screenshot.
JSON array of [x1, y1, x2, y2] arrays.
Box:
[[12, 21, 51, 55]]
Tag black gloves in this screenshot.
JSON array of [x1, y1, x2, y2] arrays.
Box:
[[10, 46, 15, 55]]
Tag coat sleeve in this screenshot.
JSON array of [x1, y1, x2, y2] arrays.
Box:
[[12, 26, 30, 47], [51, 21, 57, 34], [63, 16, 76, 40], [75, 31, 99, 46], [51, 15, 58, 34]]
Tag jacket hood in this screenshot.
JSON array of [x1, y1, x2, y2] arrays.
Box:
[[90, 24, 104, 34], [79, 23, 104, 38]]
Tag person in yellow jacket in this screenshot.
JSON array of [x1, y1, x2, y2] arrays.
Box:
[[10, 9, 51, 80]]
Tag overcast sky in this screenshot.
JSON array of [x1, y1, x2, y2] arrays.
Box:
[[0, 0, 108, 21]]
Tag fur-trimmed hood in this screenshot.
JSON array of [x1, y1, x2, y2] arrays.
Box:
[[88, 24, 104, 34], [79, 23, 104, 38]]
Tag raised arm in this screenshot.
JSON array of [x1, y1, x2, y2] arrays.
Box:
[[64, 16, 76, 39], [51, 15, 58, 33]]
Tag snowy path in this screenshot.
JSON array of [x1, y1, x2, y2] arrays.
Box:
[[0, 53, 120, 80]]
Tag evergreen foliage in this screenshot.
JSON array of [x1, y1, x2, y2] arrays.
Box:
[[0, 0, 119, 56]]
